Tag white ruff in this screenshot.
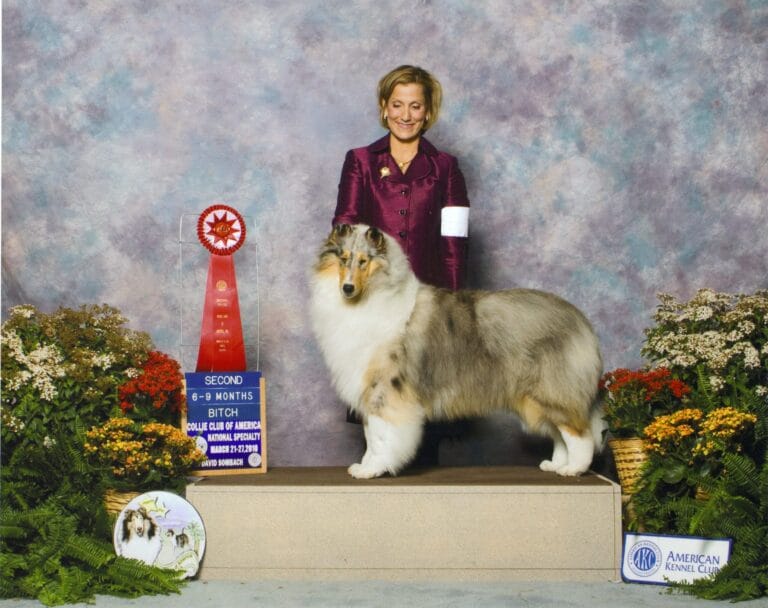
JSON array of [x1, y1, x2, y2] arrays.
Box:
[[120, 530, 161, 564], [309, 272, 418, 409]]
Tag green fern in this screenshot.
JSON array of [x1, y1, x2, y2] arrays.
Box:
[[676, 563, 768, 601], [1, 430, 187, 606], [724, 450, 759, 482], [694, 365, 718, 411], [103, 558, 185, 597], [62, 535, 115, 569]]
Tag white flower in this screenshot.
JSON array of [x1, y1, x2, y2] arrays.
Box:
[[695, 288, 718, 304], [1, 413, 26, 432], [738, 343, 761, 369], [92, 353, 114, 370], [644, 289, 768, 398], [1, 330, 66, 401], [709, 375, 725, 393], [726, 321, 756, 342], [2, 329, 26, 362], [28, 345, 63, 367], [692, 306, 713, 321], [672, 354, 698, 368], [6, 370, 32, 391], [10, 305, 36, 319]]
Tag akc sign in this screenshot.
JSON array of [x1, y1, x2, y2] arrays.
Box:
[[622, 532, 732, 585], [184, 371, 266, 475]]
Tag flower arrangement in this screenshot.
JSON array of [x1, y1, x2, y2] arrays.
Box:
[[626, 288, 768, 600], [118, 350, 186, 425], [84, 417, 206, 493], [1, 304, 192, 604], [600, 367, 692, 438]]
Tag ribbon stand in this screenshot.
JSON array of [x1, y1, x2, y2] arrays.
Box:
[[194, 204, 247, 372]]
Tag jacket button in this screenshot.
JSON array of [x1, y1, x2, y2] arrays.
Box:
[[399, 209, 407, 215], [401, 189, 408, 196], [398, 231, 406, 238]]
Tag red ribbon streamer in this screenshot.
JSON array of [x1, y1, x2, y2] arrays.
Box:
[[195, 254, 247, 372]]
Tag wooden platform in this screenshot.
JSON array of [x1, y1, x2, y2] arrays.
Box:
[[186, 466, 622, 582]]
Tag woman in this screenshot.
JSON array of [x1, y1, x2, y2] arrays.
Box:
[[333, 64, 470, 290], [333, 65, 471, 465]]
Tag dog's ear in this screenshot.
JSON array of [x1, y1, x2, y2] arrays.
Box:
[[147, 519, 157, 540], [318, 224, 350, 262], [365, 227, 387, 254], [121, 513, 131, 542], [328, 223, 352, 245]]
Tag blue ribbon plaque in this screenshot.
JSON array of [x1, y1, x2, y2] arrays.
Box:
[[185, 371, 266, 474]]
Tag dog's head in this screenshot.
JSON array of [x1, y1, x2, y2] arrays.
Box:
[[315, 224, 389, 301], [122, 507, 156, 541]]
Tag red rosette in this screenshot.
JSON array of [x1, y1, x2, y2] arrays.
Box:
[[197, 204, 246, 256]]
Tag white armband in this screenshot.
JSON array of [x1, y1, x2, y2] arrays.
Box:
[[441, 206, 469, 237]]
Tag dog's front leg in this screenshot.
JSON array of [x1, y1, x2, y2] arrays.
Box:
[[348, 414, 423, 479]]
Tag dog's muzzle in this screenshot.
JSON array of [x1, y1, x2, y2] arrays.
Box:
[[342, 283, 355, 298]]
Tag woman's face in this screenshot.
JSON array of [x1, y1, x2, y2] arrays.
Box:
[[384, 83, 427, 143]]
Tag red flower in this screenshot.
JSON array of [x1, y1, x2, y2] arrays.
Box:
[[600, 367, 691, 402], [668, 379, 691, 399], [601, 367, 690, 403], [118, 351, 185, 422], [600, 367, 692, 437]]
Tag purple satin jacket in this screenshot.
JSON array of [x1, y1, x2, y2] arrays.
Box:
[[333, 135, 470, 290]]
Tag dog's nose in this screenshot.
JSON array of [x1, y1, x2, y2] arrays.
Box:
[[342, 283, 355, 296]]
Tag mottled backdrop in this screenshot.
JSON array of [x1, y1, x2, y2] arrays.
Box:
[[3, 1, 767, 466]]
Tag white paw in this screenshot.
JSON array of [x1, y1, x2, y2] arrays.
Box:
[[539, 460, 558, 472], [555, 463, 587, 477], [348, 463, 383, 479]]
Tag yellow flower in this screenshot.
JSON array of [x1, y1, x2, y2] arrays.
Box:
[[643, 408, 704, 455], [84, 416, 206, 485]]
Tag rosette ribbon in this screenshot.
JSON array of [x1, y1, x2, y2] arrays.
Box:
[[195, 204, 247, 372]]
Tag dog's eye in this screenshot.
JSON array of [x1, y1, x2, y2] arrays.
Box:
[[338, 251, 350, 264], [358, 258, 368, 267]]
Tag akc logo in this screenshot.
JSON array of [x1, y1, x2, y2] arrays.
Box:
[[627, 540, 662, 577]]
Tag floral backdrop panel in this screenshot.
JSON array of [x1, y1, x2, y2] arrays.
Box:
[[2, 1, 767, 466]]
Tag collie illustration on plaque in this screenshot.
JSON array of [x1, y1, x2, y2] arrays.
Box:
[[113, 491, 206, 578]]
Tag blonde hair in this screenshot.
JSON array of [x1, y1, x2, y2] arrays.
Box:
[[377, 65, 442, 132]]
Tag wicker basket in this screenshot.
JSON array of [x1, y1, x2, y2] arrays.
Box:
[[103, 489, 141, 517], [608, 437, 647, 497]]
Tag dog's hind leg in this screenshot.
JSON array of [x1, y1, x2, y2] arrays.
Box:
[[553, 425, 594, 476], [348, 414, 423, 479], [539, 432, 568, 473]]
